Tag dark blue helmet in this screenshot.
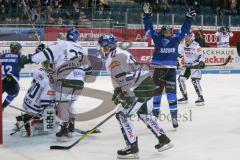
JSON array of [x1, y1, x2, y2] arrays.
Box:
[[66, 27, 80, 42], [98, 34, 117, 50], [10, 42, 22, 53]]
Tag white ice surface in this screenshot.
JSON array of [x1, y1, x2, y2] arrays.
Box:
[[1, 75, 240, 160]]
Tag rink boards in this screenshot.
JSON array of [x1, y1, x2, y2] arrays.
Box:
[[0, 41, 240, 76]]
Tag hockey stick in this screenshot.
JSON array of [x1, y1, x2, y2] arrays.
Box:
[[50, 112, 116, 150], [22, 0, 41, 44], [205, 55, 231, 67], [9, 105, 41, 118], [185, 55, 231, 69]]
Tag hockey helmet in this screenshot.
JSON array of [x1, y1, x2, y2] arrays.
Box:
[[161, 26, 173, 37], [10, 42, 22, 54], [66, 27, 80, 42], [98, 34, 117, 54]]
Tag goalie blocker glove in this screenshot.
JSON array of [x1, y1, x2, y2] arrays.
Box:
[[186, 8, 197, 19], [142, 2, 152, 17]]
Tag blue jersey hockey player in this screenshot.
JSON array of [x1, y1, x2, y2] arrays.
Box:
[[0, 42, 23, 109], [142, 2, 197, 128]]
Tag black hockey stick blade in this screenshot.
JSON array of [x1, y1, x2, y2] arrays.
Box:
[[50, 112, 116, 150], [205, 55, 231, 67]]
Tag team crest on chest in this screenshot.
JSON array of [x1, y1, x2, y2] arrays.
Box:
[[161, 38, 170, 47]]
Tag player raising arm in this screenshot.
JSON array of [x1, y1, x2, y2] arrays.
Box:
[[215, 26, 233, 48], [142, 2, 196, 128], [98, 34, 173, 159], [19, 28, 92, 140], [0, 42, 23, 110]]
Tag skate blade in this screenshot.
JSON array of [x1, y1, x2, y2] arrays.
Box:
[[157, 143, 174, 152], [117, 153, 139, 159], [57, 133, 73, 142], [195, 102, 205, 106], [178, 101, 188, 104], [57, 136, 69, 142]]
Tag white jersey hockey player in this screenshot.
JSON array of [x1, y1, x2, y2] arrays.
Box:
[[215, 26, 233, 48], [178, 33, 205, 105], [98, 34, 173, 159], [20, 28, 92, 139], [15, 60, 56, 137], [23, 64, 55, 114]]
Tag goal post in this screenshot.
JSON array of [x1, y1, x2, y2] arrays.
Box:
[[0, 64, 2, 144]]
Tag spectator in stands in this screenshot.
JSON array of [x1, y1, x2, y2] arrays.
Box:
[[72, 1, 81, 19], [68, 19, 75, 27], [57, 16, 65, 26], [0, 4, 7, 22], [161, 0, 171, 15], [77, 16, 83, 25], [52, 0, 63, 8], [230, 0, 238, 15], [99, 0, 110, 13], [47, 15, 55, 24]]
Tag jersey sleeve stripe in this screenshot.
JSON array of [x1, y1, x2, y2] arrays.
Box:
[[43, 50, 51, 61], [46, 48, 54, 62], [24, 101, 43, 113]]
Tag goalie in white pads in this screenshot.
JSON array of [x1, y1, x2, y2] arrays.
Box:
[[20, 28, 92, 140], [178, 32, 205, 105], [15, 60, 56, 137], [98, 34, 173, 159]]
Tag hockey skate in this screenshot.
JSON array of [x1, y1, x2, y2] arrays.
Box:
[[117, 140, 139, 159], [172, 118, 179, 129], [68, 120, 75, 133], [155, 134, 174, 152], [56, 122, 70, 141], [178, 94, 188, 104], [195, 96, 205, 106]]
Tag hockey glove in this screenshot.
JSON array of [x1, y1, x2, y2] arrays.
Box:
[[142, 2, 152, 17], [19, 55, 33, 68], [198, 61, 205, 69], [35, 43, 46, 53], [84, 66, 93, 75], [112, 87, 122, 105], [116, 96, 142, 116], [186, 8, 197, 19]]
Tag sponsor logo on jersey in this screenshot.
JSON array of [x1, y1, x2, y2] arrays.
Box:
[[109, 60, 120, 70], [47, 90, 56, 96], [197, 48, 202, 52], [158, 48, 176, 54]]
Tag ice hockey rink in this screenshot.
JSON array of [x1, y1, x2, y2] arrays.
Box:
[[1, 74, 240, 160]]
